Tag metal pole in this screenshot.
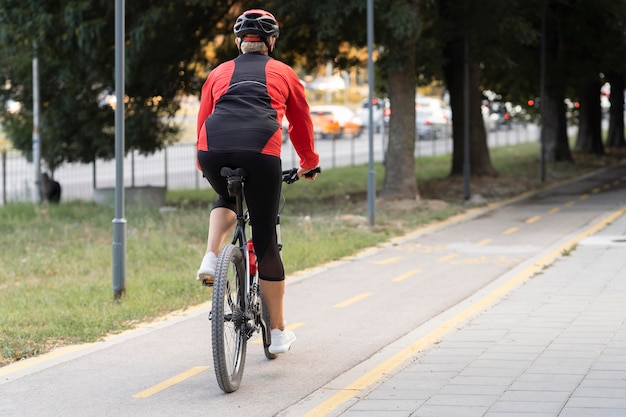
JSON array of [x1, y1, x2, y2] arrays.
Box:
[[112, 0, 127, 300], [32, 43, 41, 204], [366, 0, 375, 226], [462, 1, 471, 201], [2, 150, 6, 205], [539, 0, 547, 182], [164, 147, 168, 189]]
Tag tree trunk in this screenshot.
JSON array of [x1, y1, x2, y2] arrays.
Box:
[[542, 86, 573, 162], [575, 80, 604, 155], [443, 37, 497, 177], [380, 45, 419, 200], [606, 73, 626, 148]]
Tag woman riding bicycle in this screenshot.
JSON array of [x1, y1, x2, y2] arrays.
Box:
[[196, 9, 319, 354]]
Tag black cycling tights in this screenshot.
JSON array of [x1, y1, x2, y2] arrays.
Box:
[[197, 151, 285, 282]]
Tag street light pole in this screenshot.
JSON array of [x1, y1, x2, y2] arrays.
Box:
[[112, 0, 127, 300], [366, 0, 375, 226], [540, 0, 548, 183], [32, 42, 41, 204], [462, 2, 471, 201]]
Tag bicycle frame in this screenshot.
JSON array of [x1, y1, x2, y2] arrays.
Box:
[[222, 168, 269, 344]]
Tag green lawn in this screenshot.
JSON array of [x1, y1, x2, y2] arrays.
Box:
[[1, 140, 622, 367]]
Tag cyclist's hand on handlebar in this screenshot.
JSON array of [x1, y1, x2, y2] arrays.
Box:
[[298, 167, 319, 180]]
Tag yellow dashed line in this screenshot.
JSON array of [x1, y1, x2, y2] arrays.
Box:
[[580, 194, 589, 200], [525, 215, 541, 224], [603, 184, 611, 189], [476, 238, 492, 246], [548, 207, 560, 214], [375, 257, 401, 265], [565, 201, 575, 207], [436, 253, 460, 262], [334, 293, 372, 308], [133, 366, 208, 398], [392, 269, 421, 282], [592, 187, 601, 194], [503, 227, 519, 235]]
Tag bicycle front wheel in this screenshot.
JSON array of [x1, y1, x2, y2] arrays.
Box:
[[211, 244, 247, 393]]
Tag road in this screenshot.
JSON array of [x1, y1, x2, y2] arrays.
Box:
[[1, 123, 538, 204], [1, 155, 624, 417]]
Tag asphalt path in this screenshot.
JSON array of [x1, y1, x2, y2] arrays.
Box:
[[2, 155, 624, 417]]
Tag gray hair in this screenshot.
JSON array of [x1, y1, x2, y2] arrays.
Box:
[[240, 40, 269, 54]]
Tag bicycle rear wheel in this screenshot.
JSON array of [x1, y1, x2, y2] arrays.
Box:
[[211, 244, 247, 393]]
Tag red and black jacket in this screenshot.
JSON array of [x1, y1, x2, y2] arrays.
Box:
[[197, 53, 319, 171]]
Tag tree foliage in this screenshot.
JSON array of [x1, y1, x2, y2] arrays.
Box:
[[0, 0, 235, 173], [2, 0, 626, 188]]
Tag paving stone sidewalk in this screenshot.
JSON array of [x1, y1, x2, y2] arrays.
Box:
[[339, 213, 626, 417]]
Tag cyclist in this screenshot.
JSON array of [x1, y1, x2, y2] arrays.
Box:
[[195, 9, 319, 354]]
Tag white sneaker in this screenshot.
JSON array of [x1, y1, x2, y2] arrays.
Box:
[[269, 329, 296, 354], [196, 252, 217, 282]]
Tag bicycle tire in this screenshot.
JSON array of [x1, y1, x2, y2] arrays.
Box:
[[259, 290, 278, 360], [211, 244, 247, 393]]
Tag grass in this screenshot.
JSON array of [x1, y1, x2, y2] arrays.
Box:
[[1, 140, 624, 367]]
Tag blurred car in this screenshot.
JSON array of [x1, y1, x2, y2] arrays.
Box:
[[355, 97, 389, 132], [415, 97, 451, 140], [483, 101, 513, 131], [309, 105, 364, 139]]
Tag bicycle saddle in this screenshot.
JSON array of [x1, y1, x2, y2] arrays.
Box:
[[220, 167, 247, 178]]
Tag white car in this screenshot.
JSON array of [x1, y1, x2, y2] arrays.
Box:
[[415, 97, 451, 140], [355, 98, 388, 133]]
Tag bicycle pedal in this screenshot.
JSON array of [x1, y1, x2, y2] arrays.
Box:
[[245, 323, 256, 339], [201, 278, 214, 287]]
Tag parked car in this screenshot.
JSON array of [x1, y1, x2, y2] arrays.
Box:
[[415, 97, 451, 140], [356, 97, 389, 132], [309, 105, 364, 139]]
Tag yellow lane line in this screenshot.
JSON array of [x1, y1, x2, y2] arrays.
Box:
[[565, 201, 575, 207], [436, 253, 459, 262], [303, 205, 626, 417], [592, 187, 602, 193], [477, 238, 492, 246], [525, 215, 541, 224], [547, 207, 560, 214], [334, 293, 372, 308], [580, 194, 590, 200], [375, 257, 402, 265], [503, 227, 519, 235], [392, 269, 421, 282], [133, 366, 208, 398]]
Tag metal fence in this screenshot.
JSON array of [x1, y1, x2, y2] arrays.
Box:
[[1, 122, 540, 206]]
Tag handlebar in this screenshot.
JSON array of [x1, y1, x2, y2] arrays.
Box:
[[282, 167, 321, 184]]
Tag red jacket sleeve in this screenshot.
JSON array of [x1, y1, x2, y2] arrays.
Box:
[[266, 60, 319, 171]]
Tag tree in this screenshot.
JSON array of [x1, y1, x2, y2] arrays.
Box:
[[266, 0, 422, 200], [0, 0, 235, 174]]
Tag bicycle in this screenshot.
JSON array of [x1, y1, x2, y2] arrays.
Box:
[[205, 166, 320, 393]]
